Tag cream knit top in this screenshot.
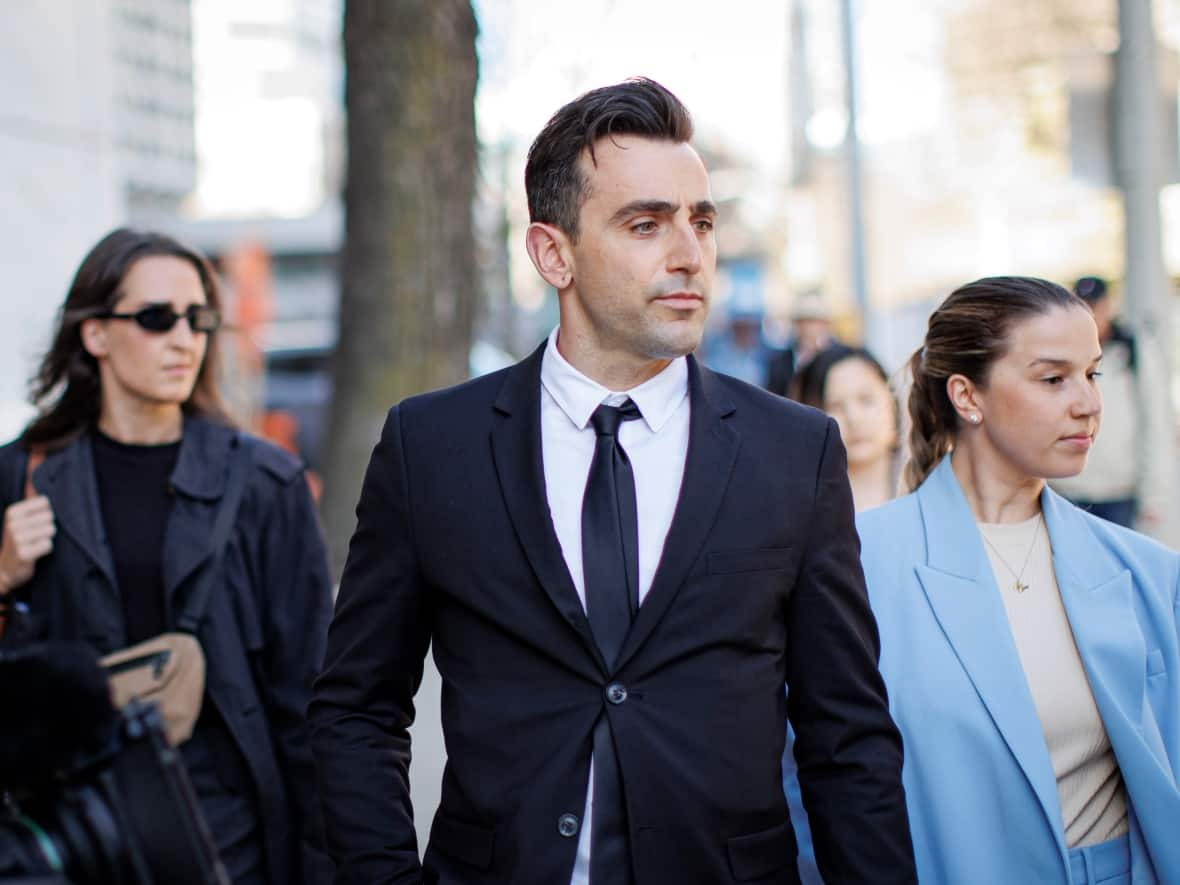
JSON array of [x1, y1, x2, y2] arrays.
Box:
[[979, 514, 1128, 848]]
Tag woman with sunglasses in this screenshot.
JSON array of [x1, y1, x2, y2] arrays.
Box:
[[0, 228, 333, 884]]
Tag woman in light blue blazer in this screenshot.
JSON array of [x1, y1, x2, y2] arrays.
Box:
[[858, 277, 1180, 884]]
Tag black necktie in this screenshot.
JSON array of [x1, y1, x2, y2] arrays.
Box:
[[583, 400, 642, 664], [582, 399, 641, 885]]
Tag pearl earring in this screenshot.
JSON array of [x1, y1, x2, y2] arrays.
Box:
[[969, 414, 980, 424]]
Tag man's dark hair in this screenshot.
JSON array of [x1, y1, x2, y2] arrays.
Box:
[[525, 77, 694, 240]]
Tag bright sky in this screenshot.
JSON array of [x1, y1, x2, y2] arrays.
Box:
[[473, 0, 956, 180], [473, 0, 791, 177], [189, 0, 953, 217]]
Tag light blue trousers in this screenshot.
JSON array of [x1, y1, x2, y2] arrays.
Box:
[[1068, 833, 1131, 885]]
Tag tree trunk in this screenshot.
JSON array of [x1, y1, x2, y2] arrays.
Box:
[[322, 0, 479, 575]]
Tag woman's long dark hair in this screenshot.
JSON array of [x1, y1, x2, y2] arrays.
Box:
[[903, 275, 1086, 491], [21, 228, 233, 451]]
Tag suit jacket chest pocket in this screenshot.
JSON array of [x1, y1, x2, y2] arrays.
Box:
[[707, 546, 797, 579], [701, 547, 798, 635]]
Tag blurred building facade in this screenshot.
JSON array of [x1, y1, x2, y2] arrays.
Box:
[[190, 0, 344, 217], [114, 0, 199, 213]]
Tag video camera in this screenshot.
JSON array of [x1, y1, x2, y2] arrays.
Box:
[[0, 643, 229, 884]]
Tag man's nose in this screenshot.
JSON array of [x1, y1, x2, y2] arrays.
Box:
[[667, 220, 702, 275]]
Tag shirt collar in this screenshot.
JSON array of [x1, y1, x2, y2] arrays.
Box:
[[540, 328, 688, 433]]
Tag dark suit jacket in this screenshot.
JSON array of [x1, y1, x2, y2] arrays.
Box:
[[309, 345, 915, 885]]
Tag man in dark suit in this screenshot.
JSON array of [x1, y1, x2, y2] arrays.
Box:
[[309, 78, 915, 885]]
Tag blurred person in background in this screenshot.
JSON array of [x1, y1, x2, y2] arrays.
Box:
[[766, 291, 846, 398], [780, 347, 901, 885], [856, 276, 1180, 883], [700, 303, 772, 385], [1052, 276, 1174, 542], [0, 229, 333, 885], [793, 347, 899, 512]]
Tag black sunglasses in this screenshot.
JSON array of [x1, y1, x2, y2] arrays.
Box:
[[99, 304, 221, 334]]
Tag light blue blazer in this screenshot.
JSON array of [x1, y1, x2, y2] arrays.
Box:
[[856, 456, 1180, 884]]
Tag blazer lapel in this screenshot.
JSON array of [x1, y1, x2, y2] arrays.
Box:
[[615, 358, 739, 672], [490, 343, 604, 669], [914, 457, 1066, 851], [1044, 490, 1146, 734], [1044, 489, 1180, 872], [34, 435, 119, 591]]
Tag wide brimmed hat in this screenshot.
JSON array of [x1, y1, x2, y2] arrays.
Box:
[[790, 291, 833, 321]]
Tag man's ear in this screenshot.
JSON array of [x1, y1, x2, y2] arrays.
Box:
[[80, 317, 109, 360], [524, 222, 574, 291]]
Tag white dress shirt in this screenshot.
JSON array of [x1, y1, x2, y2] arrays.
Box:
[[539, 328, 690, 885]]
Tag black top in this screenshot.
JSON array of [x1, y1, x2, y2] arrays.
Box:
[[92, 430, 180, 644], [92, 430, 265, 876]]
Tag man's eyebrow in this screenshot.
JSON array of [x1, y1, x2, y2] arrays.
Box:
[[608, 200, 676, 224], [608, 199, 718, 225]]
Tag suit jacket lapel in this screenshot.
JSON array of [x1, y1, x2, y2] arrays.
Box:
[[490, 343, 604, 670], [914, 457, 1066, 852], [615, 357, 739, 672]]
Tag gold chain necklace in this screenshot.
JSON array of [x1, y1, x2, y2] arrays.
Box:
[[980, 513, 1043, 594]]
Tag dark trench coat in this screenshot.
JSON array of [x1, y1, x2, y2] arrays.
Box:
[[0, 415, 333, 884]]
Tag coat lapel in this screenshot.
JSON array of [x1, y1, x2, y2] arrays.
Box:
[[161, 417, 234, 613], [33, 435, 119, 591], [615, 358, 739, 672], [489, 343, 604, 670], [914, 457, 1066, 853]]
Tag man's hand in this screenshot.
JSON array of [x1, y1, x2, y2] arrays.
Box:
[[0, 496, 55, 594]]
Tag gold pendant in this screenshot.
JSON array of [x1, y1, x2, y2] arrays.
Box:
[[1014, 580, 1028, 593]]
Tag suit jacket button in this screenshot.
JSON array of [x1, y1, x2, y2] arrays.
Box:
[[557, 813, 579, 837], [606, 683, 627, 705]]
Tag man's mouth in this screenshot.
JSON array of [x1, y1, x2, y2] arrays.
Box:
[[652, 292, 703, 309]]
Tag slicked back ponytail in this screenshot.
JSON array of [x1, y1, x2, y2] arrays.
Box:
[[901, 276, 1085, 491]]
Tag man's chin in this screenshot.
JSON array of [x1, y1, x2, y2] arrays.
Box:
[[636, 321, 704, 360], [646, 336, 703, 361]]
